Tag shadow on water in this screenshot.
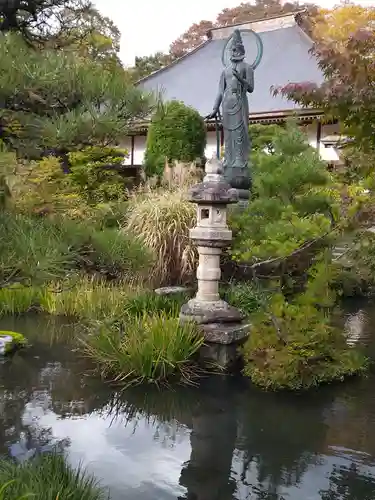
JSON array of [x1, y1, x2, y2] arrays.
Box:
[[1, 303, 375, 499]]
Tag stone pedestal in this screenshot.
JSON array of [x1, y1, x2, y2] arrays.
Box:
[[179, 156, 250, 370]]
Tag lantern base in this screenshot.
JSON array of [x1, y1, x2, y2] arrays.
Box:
[[200, 322, 251, 370], [180, 299, 244, 325]]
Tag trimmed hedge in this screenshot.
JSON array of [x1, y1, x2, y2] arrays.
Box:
[[144, 100, 206, 177]]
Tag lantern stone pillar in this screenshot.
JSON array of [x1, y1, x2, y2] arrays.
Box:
[[180, 156, 250, 369]]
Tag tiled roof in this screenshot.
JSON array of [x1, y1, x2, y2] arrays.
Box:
[[138, 22, 324, 117]]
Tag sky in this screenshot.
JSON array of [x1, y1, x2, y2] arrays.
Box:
[[93, 0, 375, 66]]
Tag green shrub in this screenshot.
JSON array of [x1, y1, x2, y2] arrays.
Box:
[[68, 146, 131, 205], [0, 211, 153, 287], [83, 312, 203, 385], [12, 156, 86, 218], [333, 231, 375, 297], [0, 454, 106, 500], [89, 201, 130, 229], [230, 122, 338, 263], [144, 100, 206, 177], [242, 261, 368, 391]]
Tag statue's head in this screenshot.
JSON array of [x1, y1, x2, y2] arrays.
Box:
[[230, 29, 245, 62]]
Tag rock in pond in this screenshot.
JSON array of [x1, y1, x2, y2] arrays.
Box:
[[0, 331, 27, 355]]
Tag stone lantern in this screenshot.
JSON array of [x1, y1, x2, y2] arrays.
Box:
[[180, 156, 250, 368]]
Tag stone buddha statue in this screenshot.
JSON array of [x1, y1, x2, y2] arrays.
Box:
[[206, 29, 254, 198]]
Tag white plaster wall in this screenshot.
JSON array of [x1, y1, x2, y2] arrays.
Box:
[[127, 121, 343, 167], [300, 121, 342, 163], [118, 137, 132, 165], [133, 136, 147, 165], [320, 122, 342, 164], [303, 122, 319, 149]]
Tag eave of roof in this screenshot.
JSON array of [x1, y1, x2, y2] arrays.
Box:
[[128, 109, 325, 135]]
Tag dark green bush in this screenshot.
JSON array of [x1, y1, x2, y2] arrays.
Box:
[[242, 260, 368, 391], [333, 231, 375, 297], [230, 122, 338, 263], [68, 146, 131, 204], [144, 100, 206, 177]]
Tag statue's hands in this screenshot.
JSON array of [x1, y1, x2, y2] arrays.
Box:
[[205, 110, 217, 120]]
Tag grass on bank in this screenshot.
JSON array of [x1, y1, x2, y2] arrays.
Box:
[[82, 312, 204, 386], [0, 279, 189, 321], [0, 454, 107, 500], [0, 211, 154, 289]]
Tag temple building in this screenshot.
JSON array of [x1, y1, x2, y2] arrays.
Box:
[[122, 12, 342, 168]]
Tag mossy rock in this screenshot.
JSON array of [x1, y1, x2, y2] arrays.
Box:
[[0, 330, 27, 355]]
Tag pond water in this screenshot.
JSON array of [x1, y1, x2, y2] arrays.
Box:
[[1, 303, 375, 500]]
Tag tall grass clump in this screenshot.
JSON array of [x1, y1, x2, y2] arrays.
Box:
[[0, 212, 78, 288], [123, 290, 189, 317], [0, 277, 189, 322], [0, 454, 107, 500], [223, 282, 264, 317], [124, 188, 196, 286], [37, 277, 134, 320], [0, 284, 39, 316], [83, 312, 203, 385], [89, 228, 153, 281]]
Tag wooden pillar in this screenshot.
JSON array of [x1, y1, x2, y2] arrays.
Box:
[[130, 135, 135, 166], [316, 120, 322, 154]]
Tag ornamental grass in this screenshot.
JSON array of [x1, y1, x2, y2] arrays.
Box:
[[82, 312, 203, 386], [123, 187, 196, 286]]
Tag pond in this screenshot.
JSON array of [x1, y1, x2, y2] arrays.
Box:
[[0, 303, 375, 500]]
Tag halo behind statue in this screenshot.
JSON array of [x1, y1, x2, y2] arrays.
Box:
[[221, 29, 263, 69]]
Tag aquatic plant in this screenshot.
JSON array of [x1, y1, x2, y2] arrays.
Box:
[[124, 187, 196, 286], [83, 312, 204, 385], [0, 454, 107, 500]]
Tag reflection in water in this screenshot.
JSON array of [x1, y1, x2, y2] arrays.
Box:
[[344, 310, 367, 347], [0, 305, 375, 499], [321, 464, 375, 500]]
